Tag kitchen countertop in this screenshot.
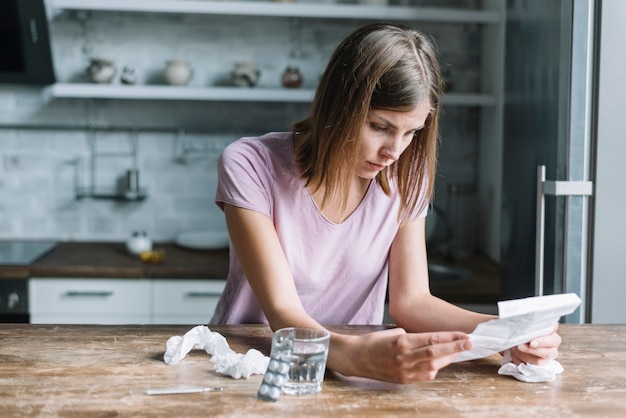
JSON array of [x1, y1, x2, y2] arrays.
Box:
[[0, 242, 229, 280], [0, 324, 624, 417], [0, 242, 499, 304]]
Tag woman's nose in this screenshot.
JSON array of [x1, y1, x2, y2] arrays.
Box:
[[381, 147, 399, 161], [381, 137, 402, 161]]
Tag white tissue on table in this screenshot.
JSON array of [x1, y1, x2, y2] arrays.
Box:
[[163, 325, 269, 379], [498, 349, 564, 383]]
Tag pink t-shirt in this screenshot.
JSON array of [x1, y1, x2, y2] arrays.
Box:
[[211, 132, 427, 325]]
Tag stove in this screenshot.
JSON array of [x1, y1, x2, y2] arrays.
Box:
[[0, 241, 58, 265], [0, 241, 57, 322]]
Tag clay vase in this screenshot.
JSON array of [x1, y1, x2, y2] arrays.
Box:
[[281, 67, 303, 88], [231, 62, 261, 88], [164, 60, 192, 86], [88, 58, 116, 84]]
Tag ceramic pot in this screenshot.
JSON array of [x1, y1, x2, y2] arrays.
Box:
[[231, 62, 261, 88], [281, 67, 303, 88], [126, 231, 152, 255], [164, 60, 192, 86], [88, 58, 116, 84], [120, 66, 136, 85]]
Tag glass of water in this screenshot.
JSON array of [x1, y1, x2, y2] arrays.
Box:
[[274, 327, 330, 395]]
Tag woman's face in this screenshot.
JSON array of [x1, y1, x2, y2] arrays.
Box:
[[355, 101, 431, 180]]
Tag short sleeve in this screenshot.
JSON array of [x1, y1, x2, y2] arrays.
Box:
[[215, 138, 274, 218]]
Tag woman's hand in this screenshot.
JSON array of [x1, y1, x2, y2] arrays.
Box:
[[506, 325, 562, 366], [330, 327, 471, 384]]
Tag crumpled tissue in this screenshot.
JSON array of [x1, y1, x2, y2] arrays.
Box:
[[164, 325, 269, 379], [498, 349, 564, 383]]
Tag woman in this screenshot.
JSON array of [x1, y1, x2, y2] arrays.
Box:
[[211, 23, 560, 383]]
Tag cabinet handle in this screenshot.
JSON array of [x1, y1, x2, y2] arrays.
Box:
[[64, 291, 114, 297], [184, 292, 220, 298]]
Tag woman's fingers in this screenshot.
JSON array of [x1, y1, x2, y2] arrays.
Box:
[[405, 331, 472, 359], [355, 329, 471, 384], [392, 332, 471, 382], [509, 326, 562, 366]]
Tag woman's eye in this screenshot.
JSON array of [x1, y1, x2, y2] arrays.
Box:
[[409, 129, 422, 138], [370, 123, 387, 132]]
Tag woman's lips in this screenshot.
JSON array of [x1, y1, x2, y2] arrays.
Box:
[[367, 161, 386, 171]]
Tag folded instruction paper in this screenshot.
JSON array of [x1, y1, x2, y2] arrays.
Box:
[[453, 293, 581, 363]]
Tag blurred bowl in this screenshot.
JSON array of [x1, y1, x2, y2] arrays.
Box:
[[175, 229, 230, 250]]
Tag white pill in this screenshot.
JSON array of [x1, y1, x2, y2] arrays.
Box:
[[278, 362, 290, 374], [269, 387, 281, 399]]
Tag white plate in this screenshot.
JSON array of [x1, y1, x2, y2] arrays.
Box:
[[175, 230, 230, 250]]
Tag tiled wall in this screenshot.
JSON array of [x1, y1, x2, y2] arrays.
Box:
[[0, 0, 481, 243]]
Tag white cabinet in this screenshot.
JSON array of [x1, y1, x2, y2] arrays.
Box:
[[152, 279, 226, 324], [29, 278, 226, 324], [29, 278, 151, 324]]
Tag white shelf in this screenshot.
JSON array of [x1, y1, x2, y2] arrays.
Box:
[[47, 1, 500, 106], [50, 0, 500, 24], [46, 83, 495, 106], [46, 83, 315, 102]]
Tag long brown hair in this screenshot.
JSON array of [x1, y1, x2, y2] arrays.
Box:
[[292, 23, 442, 220]]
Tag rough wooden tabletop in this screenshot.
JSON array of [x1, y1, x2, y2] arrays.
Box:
[[0, 324, 624, 417]]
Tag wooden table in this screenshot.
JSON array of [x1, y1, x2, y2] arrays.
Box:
[[1, 324, 624, 417]]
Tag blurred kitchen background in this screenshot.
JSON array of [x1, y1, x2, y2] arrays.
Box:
[[2, 0, 485, 243], [1, 0, 625, 323]]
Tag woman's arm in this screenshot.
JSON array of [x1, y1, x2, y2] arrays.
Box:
[[223, 203, 317, 330], [224, 203, 471, 382], [388, 217, 492, 333], [388, 217, 561, 365]]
